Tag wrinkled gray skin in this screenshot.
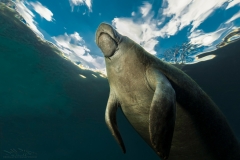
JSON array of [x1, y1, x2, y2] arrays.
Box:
[[96, 23, 240, 160]]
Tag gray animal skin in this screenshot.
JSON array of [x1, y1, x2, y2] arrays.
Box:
[[95, 23, 240, 160]]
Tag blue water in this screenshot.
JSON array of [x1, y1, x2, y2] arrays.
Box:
[[0, 3, 239, 160]]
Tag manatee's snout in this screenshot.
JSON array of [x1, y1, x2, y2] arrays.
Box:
[[96, 23, 122, 58], [98, 33, 117, 58]]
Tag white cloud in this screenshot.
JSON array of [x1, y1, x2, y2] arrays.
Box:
[[112, 0, 240, 57], [140, 2, 152, 17], [69, 0, 92, 12], [52, 32, 105, 69], [189, 28, 228, 47], [29, 1, 54, 21], [226, 0, 240, 9], [161, 0, 230, 36], [112, 2, 161, 54], [112, 1, 239, 54], [15, 1, 43, 38], [226, 11, 240, 23], [14, 0, 240, 71]]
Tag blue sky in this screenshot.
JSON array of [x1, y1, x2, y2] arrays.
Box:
[[8, 0, 240, 72]]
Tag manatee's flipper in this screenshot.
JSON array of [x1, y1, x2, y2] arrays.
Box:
[[105, 90, 126, 153], [147, 68, 176, 159]]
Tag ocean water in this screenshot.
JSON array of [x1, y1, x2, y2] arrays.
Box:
[[0, 3, 240, 160]]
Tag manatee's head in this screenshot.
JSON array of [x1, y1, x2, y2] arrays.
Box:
[[96, 23, 149, 76], [96, 23, 123, 58]]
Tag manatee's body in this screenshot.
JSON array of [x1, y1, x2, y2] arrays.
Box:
[[96, 23, 240, 160]]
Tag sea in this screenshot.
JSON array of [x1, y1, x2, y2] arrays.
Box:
[[0, 2, 240, 160]]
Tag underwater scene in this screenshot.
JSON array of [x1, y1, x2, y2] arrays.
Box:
[[0, 0, 240, 159]]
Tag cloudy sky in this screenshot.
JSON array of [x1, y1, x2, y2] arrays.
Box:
[[10, 0, 240, 71]]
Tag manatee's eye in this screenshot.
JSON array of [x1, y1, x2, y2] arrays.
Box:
[[98, 33, 118, 58]]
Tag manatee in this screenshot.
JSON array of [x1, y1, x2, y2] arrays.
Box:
[[95, 23, 240, 160]]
